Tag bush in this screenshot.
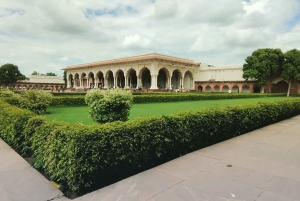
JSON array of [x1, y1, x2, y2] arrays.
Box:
[[49, 93, 286, 106], [19, 90, 53, 114], [51, 96, 86, 106], [34, 99, 300, 192], [0, 90, 14, 98], [0, 100, 35, 155], [23, 116, 47, 156], [85, 89, 133, 123]]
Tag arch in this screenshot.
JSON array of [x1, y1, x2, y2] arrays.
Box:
[[205, 85, 211, 92], [88, 72, 95, 88], [214, 85, 220, 92], [157, 68, 169, 89], [68, 74, 74, 87], [253, 86, 260, 93], [198, 85, 203, 92], [139, 67, 151, 89], [183, 70, 193, 89], [74, 73, 80, 87], [106, 70, 114, 88], [127, 68, 137, 88], [242, 85, 250, 93], [272, 77, 288, 84], [232, 85, 239, 92], [81, 72, 87, 88], [222, 85, 229, 92], [116, 69, 125, 88], [171, 69, 182, 89], [96, 71, 104, 88], [272, 80, 288, 93]]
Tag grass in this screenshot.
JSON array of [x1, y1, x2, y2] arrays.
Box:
[[44, 97, 296, 125]]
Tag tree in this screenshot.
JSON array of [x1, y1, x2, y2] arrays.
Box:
[[32, 71, 39, 75], [243, 48, 284, 92], [282, 49, 300, 97], [63, 70, 67, 84], [46, 72, 57, 76], [0, 63, 26, 83], [85, 89, 133, 123]]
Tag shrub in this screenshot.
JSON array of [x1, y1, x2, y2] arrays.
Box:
[[51, 96, 86, 106], [0, 100, 35, 155], [19, 90, 53, 114], [34, 99, 300, 192], [23, 116, 47, 156], [85, 89, 133, 123], [0, 90, 14, 98]]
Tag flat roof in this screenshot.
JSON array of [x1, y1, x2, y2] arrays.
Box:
[[63, 53, 199, 70]]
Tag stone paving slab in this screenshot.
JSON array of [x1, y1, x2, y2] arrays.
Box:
[[0, 139, 65, 201], [76, 169, 182, 201]]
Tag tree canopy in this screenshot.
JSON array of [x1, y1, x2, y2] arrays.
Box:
[[63, 70, 67, 84], [31, 71, 57, 76], [282, 49, 300, 96], [243, 48, 284, 87], [0, 63, 26, 83], [46, 72, 57, 76], [31, 71, 39, 75]]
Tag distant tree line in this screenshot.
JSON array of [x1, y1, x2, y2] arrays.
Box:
[[31, 71, 57, 76]]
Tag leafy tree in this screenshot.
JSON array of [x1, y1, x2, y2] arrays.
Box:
[[282, 49, 300, 97], [0, 63, 26, 83], [32, 71, 39, 75], [243, 48, 284, 92], [85, 89, 133, 123], [19, 90, 53, 114], [46, 72, 57, 76], [63, 70, 67, 84]]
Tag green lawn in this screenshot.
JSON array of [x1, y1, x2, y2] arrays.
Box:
[[44, 97, 296, 125]]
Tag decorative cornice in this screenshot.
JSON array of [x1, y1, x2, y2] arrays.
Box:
[[63, 53, 199, 70]]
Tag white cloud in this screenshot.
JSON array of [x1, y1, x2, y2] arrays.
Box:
[[59, 56, 69, 61], [0, 0, 300, 76]]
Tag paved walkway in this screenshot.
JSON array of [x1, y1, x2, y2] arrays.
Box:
[[1, 116, 300, 201]]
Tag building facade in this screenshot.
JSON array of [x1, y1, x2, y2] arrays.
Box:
[[0, 75, 65, 90], [63, 53, 299, 93]]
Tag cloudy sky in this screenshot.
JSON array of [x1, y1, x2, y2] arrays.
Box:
[[1, 0, 300, 77]]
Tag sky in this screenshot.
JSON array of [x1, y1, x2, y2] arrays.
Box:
[[0, 0, 300, 77]]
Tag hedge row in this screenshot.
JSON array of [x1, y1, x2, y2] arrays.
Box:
[[48, 93, 287, 106], [0, 100, 35, 155], [132, 93, 286, 103], [50, 96, 86, 106], [51, 92, 87, 96], [31, 99, 300, 192]]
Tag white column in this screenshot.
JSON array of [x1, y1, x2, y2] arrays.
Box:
[[169, 76, 172, 88], [150, 75, 158, 89], [94, 76, 97, 88], [180, 77, 183, 89], [114, 77, 117, 88], [104, 78, 108, 89], [80, 77, 83, 88], [137, 78, 141, 88], [125, 76, 128, 88]]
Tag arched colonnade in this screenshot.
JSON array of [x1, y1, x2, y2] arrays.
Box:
[[195, 82, 256, 93], [67, 67, 195, 90]]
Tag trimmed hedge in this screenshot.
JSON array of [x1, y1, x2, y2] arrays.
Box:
[[0, 100, 36, 155], [51, 92, 87, 96], [51, 96, 86, 106], [32, 99, 300, 192], [49, 93, 286, 106]]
